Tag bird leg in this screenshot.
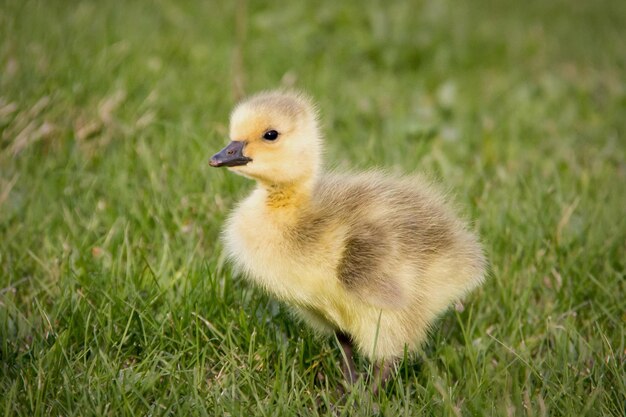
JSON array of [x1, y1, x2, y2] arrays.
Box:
[[336, 331, 359, 385], [371, 360, 393, 396]]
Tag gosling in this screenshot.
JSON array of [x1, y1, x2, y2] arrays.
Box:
[[209, 90, 486, 392]]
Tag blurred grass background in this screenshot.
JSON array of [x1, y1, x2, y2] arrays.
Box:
[[1, 0, 625, 415]]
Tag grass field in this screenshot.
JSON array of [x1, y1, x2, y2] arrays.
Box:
[[1, 0, 625, 415]]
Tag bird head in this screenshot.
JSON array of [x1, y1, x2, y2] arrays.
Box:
[[210, 90, 322, 186]]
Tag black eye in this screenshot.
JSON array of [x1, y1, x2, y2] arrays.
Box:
[[263, 130, 279, 141]]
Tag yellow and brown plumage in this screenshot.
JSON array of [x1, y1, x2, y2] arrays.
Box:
[[210, 90, 486, 388]]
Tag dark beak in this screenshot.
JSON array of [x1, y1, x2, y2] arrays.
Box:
[[209, 141, 252, 167]]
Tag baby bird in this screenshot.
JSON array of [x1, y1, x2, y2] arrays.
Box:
[[210, 90, 486, 392]]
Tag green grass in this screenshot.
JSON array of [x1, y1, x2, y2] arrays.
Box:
[[1, 0, 625, 415]]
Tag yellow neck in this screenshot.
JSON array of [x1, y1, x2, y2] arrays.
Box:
[[259, 179, 314, 211]]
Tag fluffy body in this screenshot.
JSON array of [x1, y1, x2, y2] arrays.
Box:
[[217, 90, 486, 361]]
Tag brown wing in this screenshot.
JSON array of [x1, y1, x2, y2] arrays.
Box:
[[336, 222, 408, 309]]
